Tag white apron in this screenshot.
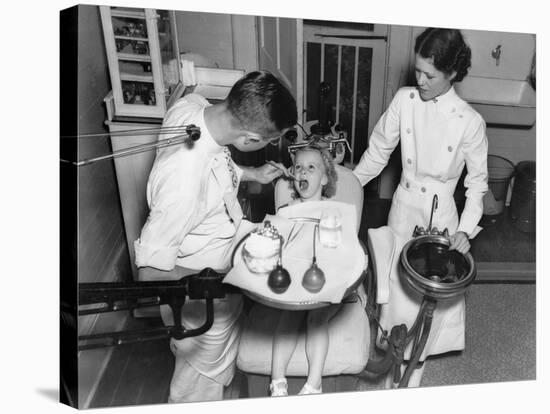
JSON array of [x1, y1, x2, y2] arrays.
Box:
[[377, 176, 465, 360]]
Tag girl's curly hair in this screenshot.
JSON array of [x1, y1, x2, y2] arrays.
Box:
[[289, 143, 338, 199]]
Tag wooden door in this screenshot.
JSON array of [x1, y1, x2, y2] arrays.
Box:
[[257, 16, 304, 125], [303, 21, 388, 167]]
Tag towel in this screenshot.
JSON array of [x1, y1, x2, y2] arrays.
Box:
[[224, 201, 367, 305], [367, 226, 398, 304], [180, 59, 196, 86]]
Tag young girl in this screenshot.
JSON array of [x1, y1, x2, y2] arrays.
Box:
[[270, 144, 339, 396]]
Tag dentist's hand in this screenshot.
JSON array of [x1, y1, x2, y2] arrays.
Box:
[[240, 162, 291, 184], [449, 231, 470, 254]]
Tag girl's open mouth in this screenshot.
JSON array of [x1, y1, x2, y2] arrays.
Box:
[[299, 179, 309, 191]]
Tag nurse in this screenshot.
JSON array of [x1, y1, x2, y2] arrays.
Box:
[[353, 28, 488, 386]]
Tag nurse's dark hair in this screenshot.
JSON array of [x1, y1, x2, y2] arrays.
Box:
[[226, 70, 298, 138], [414, 28, 472, 83]]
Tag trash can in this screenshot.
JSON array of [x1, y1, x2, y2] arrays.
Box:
[[510, 161, 536, 233], [481, 155, 515, 226]]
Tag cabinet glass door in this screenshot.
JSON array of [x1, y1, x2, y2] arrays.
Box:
[[101, 6, 182, 118], [110, 8, 159, 110]]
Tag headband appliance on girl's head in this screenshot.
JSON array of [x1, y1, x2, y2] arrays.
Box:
[[285, 123, 351, 157]]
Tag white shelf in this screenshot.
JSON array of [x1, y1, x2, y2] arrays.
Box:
[[114, 35, 149, 42], [110, 9, 146, 19], [120, 73, 154, 83], [117, 53, 151, 62]]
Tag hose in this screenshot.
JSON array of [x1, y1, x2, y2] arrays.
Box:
[[398, 301, 436, 387]]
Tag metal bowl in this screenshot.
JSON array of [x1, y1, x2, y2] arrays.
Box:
[[399, 234, 476, 301]]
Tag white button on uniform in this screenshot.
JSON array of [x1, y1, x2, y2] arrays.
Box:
[[410, 92, 415, 99], [421, 187, 426, 192], [406, 182, 410, 188], [406, 128, 411, 134], [448, 146, 453, 152], [407, 158, 412, 164]]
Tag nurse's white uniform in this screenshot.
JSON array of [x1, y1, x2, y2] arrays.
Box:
[[354, 86, 488, 360]]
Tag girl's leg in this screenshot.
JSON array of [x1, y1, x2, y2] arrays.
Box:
[[302, 305, 340, 392], [271, 310, 305, 395]]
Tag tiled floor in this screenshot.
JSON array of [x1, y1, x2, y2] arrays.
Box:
[[89, 282, 535, 407], [90, 318, 173, 408]]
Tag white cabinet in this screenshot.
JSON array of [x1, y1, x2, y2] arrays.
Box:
[[100, 6, 184, 118], [455, 30, 536, 127], [105, 118, 159, 279], [257, 16, 304, 125], [462, 30, 535, 80]]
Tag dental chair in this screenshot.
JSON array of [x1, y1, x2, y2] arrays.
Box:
[[236, 164, 372, 396], [75, 117, 475, 391]]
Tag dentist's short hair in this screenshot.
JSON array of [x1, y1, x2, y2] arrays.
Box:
[[226, 71, 297, 139]]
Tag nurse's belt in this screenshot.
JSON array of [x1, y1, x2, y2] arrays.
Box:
[[60, 124, 201, 166]]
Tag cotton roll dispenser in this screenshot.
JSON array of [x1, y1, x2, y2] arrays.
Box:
[[242, 221, 290, 294], [242, 221, 282, 275], [399, 195, 476, 301]]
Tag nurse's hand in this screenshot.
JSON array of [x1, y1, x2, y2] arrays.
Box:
[[449, 231, 470, 254]]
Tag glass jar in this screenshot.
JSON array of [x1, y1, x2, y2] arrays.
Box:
[[242, 243, 280, 275]]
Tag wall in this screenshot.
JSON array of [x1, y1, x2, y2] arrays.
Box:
[[175, 11, 258, 71], [375, 25, 415, 198], [75, 5, 131, 408], [486, 126, 535, 164], [384, 25, 416, 106]]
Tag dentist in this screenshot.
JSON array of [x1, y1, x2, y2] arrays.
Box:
[[135, 71, 297, 403]]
